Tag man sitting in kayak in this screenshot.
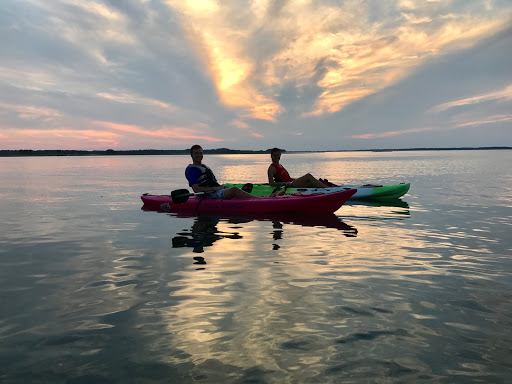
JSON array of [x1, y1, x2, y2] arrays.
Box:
[[186, 145, 262, 199], [268, 147, 328, 189]]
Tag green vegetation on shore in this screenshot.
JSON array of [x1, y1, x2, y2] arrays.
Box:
[[0, 147, 510, 157]]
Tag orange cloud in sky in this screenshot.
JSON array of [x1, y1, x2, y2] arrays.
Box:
[[196, 35, 283, 121], [165, 0, 510, 121], [230, 120, 249, 129], [165, 0, 284, 121]]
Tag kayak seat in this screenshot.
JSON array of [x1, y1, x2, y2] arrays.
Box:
[[241, 183, 254, 193]]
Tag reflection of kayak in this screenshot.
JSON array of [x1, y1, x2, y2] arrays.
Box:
[[141, 189, 357, 214], [224, 182, 410, 200], [142, 208, 358, 237], [166, 212, 358, 258], [220, 212, 356, 234], [347, 198, 410, 209]]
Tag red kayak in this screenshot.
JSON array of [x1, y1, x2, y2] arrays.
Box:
[[141, 189, 356, 214]]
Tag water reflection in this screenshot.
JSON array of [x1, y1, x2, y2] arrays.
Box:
[[167, 212, 358, 264], [349, 198, 410, 209], [345, 198, 411, 220], [172, 215, 242, 268]]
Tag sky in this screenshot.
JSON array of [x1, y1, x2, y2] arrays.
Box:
[[1, 0, 511, 151]]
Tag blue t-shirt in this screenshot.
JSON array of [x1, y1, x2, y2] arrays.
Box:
[[185, 166, 202, 187], [185, 165, 220, 187]]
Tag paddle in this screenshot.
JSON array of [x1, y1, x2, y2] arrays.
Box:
[[171, 189, 207, 204]]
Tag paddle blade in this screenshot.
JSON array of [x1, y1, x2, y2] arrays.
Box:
[[171, 189, 192, 204]]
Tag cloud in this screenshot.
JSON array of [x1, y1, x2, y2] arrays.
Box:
[[455, 114, 512, 128], [16, 128, 119, 139], [430, 84, 512, 113], [164, 0, 512, 123], [1, 0, 511, 150], [0, 127, 121, 150], [229, 119, 264, 138], [352, 127, 433, 139], [96, 92, 178, 111], [230, 120, 249, 130], [93, 121, 224, 142], [0, 103, 62, 121]]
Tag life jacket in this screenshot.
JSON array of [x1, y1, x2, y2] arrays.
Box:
[[270, 163, 293, 183], [185, 164, 219, 187]]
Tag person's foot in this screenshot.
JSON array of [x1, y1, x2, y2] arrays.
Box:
[[320, 178, 338, 187]]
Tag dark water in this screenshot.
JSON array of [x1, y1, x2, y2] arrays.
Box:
[[1, 150, 511, 383]]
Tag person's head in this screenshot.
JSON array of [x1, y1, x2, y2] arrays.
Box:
[[190, 144, 203, 164], [270, 147, 281, 163]]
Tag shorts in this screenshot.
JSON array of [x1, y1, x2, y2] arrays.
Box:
[[207, 189, 226, 199]]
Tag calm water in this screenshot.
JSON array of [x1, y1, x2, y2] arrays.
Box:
[[1, 150, 511, 383]]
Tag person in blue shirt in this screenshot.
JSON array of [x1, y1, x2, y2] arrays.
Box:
[[185, 145, 259, 199]]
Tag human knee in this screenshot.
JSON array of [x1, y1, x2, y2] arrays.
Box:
[[232, 187, 245, 197], [223, 187, 236, 199]]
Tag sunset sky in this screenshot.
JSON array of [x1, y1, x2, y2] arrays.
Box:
[[1, 0, 511, 151]]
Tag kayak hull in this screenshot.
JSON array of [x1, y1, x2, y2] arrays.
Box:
[[224, 182, 410, 200], [141, 189, 356, 214]]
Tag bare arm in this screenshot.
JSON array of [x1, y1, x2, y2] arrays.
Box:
[[267, 165, 278, 187]]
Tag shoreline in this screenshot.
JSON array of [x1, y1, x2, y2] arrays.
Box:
[[0, 146, 510, 157]]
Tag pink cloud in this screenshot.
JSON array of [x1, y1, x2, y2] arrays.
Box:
[[352, 127, 432, 139], [93, 121, 224, 142], [230, 120, 250, 129]]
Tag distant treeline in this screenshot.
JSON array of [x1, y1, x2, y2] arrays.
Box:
[[0, 148, 280, 157], [369, 147, 512, 152], [0, 147, 510, 157]]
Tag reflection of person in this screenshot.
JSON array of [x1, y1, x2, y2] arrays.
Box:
[[172, 215, 244, 268], [186, 145, 259, 199], [172, 215, 223, 254], [267, 148, 327, 188]]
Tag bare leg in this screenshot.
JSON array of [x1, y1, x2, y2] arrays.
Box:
[[289, 173, 326, 188], [223, 187, 256, 199]]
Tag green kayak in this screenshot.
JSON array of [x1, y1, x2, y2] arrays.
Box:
[[223, 182, 410, 200]]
